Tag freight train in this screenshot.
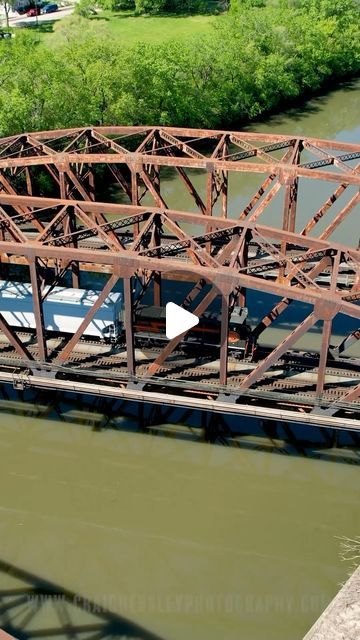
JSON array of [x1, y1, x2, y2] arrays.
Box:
[[0, 281, 252, 355]]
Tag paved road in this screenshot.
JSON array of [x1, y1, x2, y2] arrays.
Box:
[[1, 5, 74, 27]]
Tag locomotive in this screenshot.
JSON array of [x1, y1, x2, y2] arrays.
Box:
[[134, 304, 251, 355]]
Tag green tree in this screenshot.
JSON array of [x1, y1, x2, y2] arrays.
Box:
[[0, 0, 359, 136], [0, 0, 15, 28], [74, 0, 97, 18], [135, 0, 166, 13]]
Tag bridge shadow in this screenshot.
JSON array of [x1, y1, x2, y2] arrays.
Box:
[[0, 558, 166, 640], [0, 384, 358, 466]]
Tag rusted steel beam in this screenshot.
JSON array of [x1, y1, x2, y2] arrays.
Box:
[[1, 152, 359, 186], [12, 127, 359, 154], [330, 381, 360, 407], [0, 207, 27, 243], [303, 141, 358, 175], [139, 166, 168, 208], [158, 129, 205, 160], [230, 134, 279, 164], [108, 164, 132, 201], [152, 215, 162, 307], [331, 328, 360, 357], [0, 192, 356, 252], [124, 276, 135, 377], [73, 205, 124, 251], [130, 213, 156, 251], [280, 141, 301, 278], [29, 258, 47, 362], [0, 314, 33, 360], [240, 313, 318, 391], [220, 294, 229, 386], [0, 239, 359, 319], [63, 129, 88, 152], [89, 129, 130, 155], [65, 165, 91, 201], [59, 170, 67, 199], [1, 193, 353, 253], [320, 191, 360, 241], [163, 149, 206, 214], [241, 181, 282, 223], [36, 205, 69, 243], [0, 174, 45, 232], [56, 274, 119, 363], [182, 279, 207, 310], [25, 167, 32, 195], [316, 319, 332, 397], [136, 129, 156, 153]]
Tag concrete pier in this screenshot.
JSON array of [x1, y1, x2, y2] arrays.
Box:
[[303, 566, 360, 640]]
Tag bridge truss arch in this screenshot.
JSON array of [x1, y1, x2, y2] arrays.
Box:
[[0, 126, 359, 425]]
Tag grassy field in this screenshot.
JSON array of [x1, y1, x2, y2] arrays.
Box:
[[29, 8, 220, 45], [89, 10, 219, 44]]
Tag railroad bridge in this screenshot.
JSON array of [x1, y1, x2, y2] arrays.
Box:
[[0, 126, 359, 430]]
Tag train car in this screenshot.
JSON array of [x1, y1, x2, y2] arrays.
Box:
[[0, 280, 251, 354], [134, 304, 250, 352], [0, 281, 123, 340]]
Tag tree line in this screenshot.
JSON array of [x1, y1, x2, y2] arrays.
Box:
[[77, 0, 219, 15], [0, 0, 359, 136]]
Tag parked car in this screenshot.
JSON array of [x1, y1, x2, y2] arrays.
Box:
[[42, 3, 58, 13], [26, 6, 41, 15]]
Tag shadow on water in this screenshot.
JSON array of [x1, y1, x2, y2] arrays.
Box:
[[0, 558, 166, 640], [0, 384, 359, 466], [243, 77, 360, 130]]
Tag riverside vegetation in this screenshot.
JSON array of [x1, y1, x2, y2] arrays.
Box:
[[0, 0, 359, 136]]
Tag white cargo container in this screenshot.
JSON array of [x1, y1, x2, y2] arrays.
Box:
[[0, 281, 123, 340]]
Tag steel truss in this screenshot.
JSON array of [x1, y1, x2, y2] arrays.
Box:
[[0, 126, 359, 422]]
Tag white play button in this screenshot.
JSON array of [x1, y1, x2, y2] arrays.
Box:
[[165, 302, 199, 340]]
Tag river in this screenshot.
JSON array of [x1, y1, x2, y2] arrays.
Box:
[[0, 80, 359, 640]]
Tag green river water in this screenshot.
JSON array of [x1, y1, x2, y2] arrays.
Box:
[[0, 80, 360, 640]]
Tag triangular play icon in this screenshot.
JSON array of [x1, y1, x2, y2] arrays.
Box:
[[165, 302, 199, 340]]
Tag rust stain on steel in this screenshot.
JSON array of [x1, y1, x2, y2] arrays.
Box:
[[0, 127, 358, 416]]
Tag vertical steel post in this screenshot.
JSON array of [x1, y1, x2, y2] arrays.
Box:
[[316, 249, 340, 396], [124, 276, 135, 378], [131, 169, 139, 237], [238, 232, 249, 308], [59, 170, 66, 199], [25, 167, 33, 196], [316, 319, 332, 397], [29, 258, 47, 362], [88, 167, 95, 201], [280, 142, 300, 279], [206, 167, 213, 216], [69, 206, 80, 289], [153, 215, 161, 307], [220, 294, 229, 387]]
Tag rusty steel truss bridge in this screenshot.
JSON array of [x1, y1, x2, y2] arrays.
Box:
[[0, 126, 359, 430]]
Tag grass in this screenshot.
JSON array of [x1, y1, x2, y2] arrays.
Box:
[[30, 7, 221, 45], [88, 10, 219, 44]]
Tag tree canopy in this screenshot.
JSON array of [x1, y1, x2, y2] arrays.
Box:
[[0, 0, 359, 136]]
